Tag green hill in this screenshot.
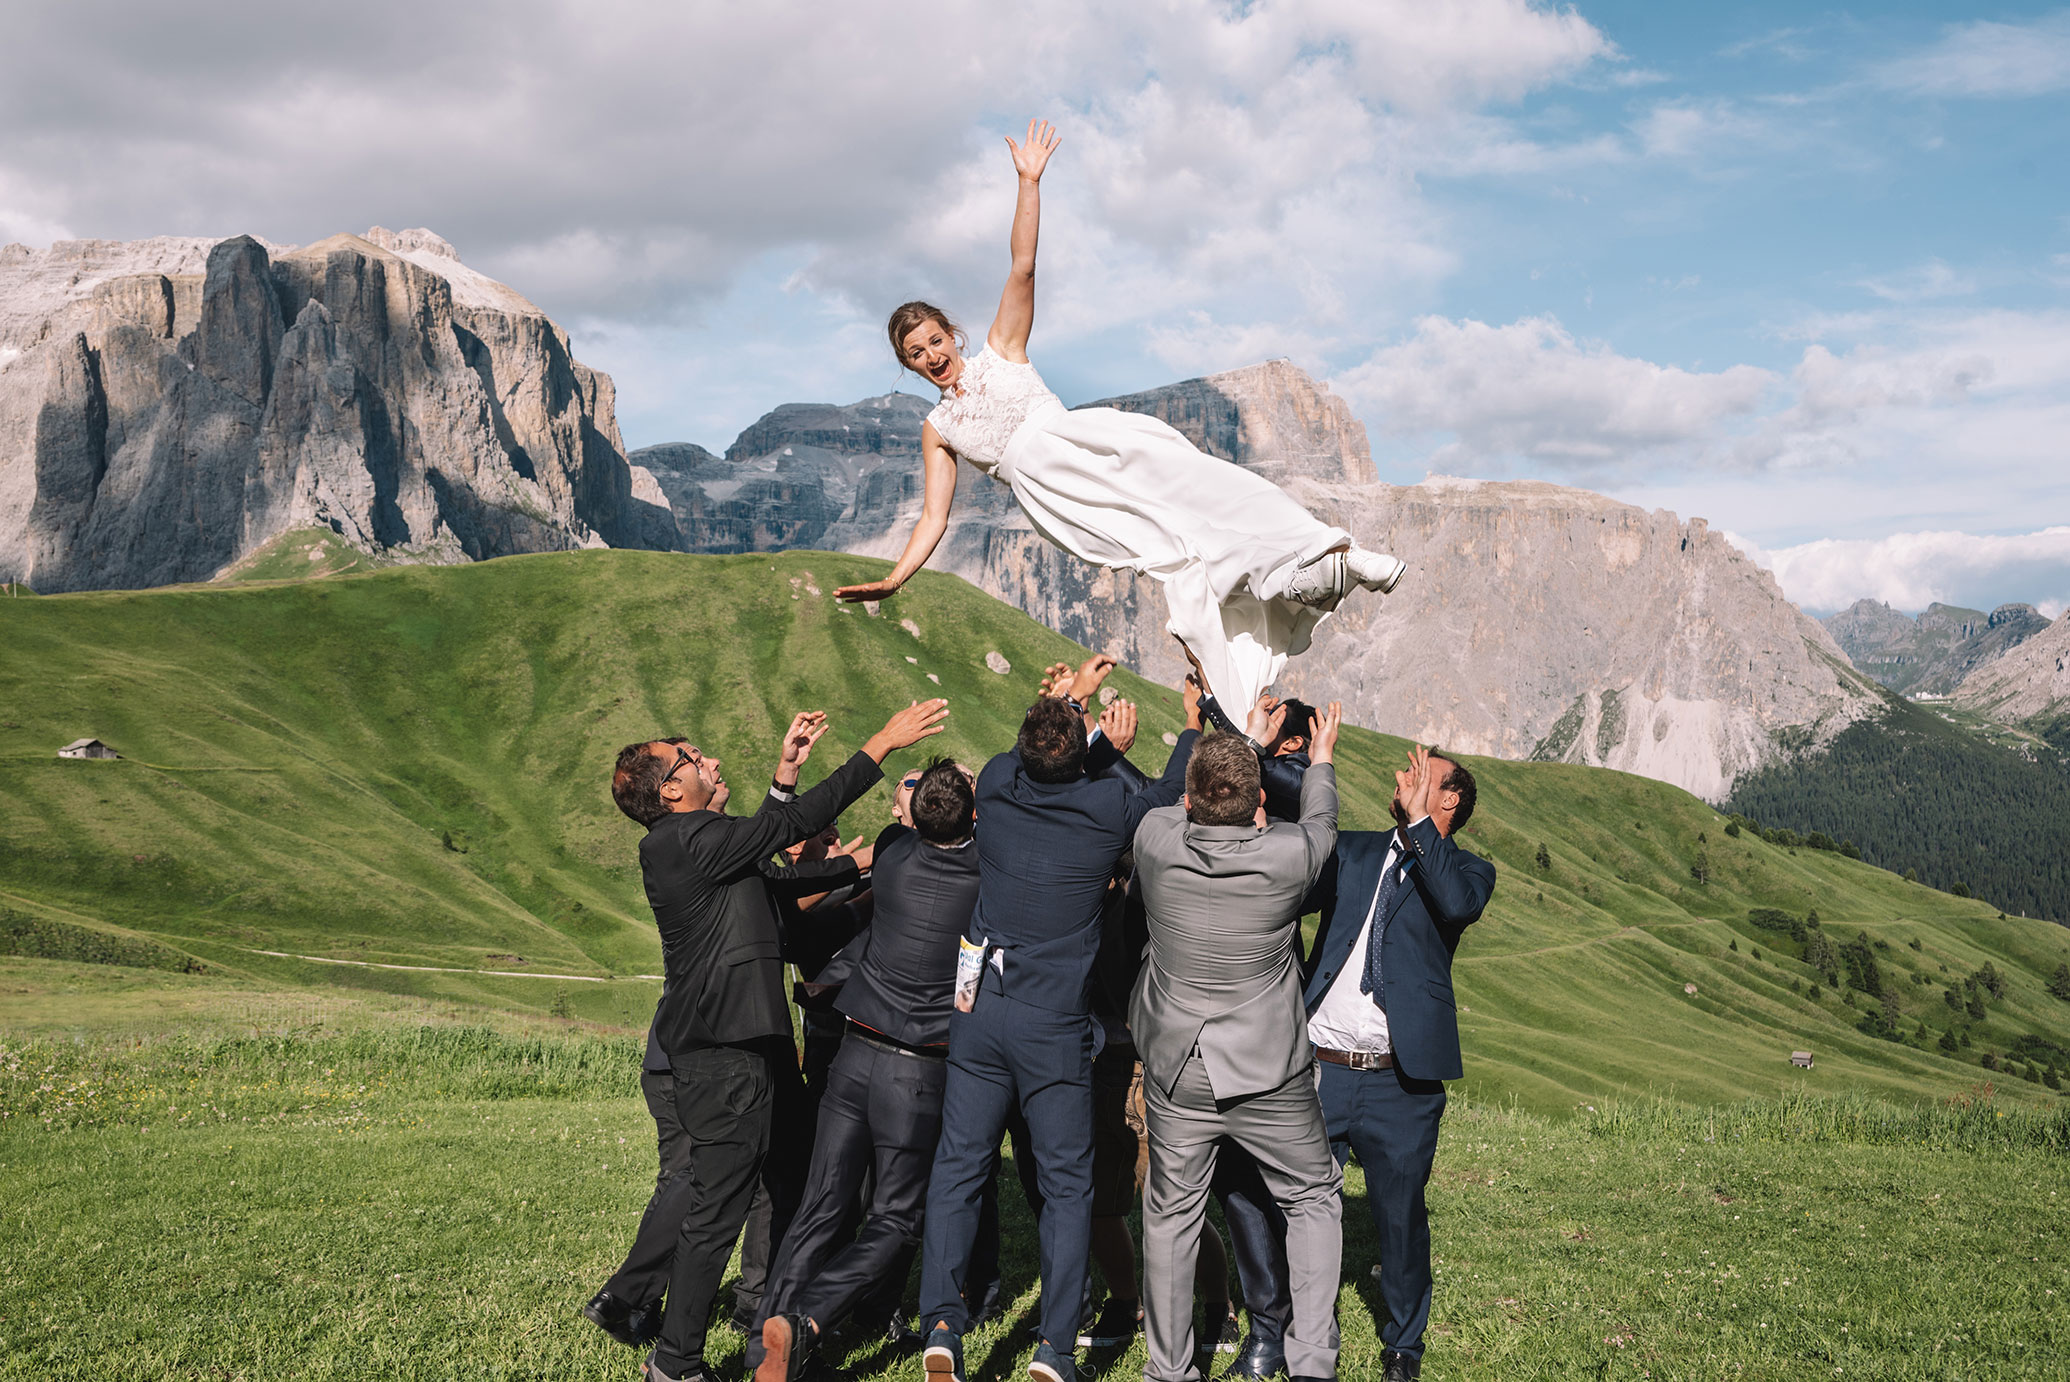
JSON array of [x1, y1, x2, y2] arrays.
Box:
[[3, 546, 2067, 1111]]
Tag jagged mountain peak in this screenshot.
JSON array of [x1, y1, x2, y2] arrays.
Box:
[[362, 226, 460, 260], [0, 227, 676, 591], [1825, 595, 2051, 698], [1955, 612, 2070, 727]]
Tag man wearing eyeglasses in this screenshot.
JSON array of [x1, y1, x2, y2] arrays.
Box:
[[598, 699, 950, 1382]]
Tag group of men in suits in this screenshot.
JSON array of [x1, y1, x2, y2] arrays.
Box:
[[585, 650, 1495, 1382]]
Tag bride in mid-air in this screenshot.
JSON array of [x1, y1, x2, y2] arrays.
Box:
[[834, 118, 1405, 709]]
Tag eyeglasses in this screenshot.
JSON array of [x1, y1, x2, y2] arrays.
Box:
[[899, 777, 922, 791], [663, 745, 702, 784]]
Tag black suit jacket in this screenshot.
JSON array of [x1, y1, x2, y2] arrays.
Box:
[[642, 750, 880, 1056], [837, 823, 981, 1050], [1300, 819, 1496, 1082], [968, 730, 1198, 1015]]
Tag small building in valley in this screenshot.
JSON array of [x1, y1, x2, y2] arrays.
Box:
[[1790, 1051, 1814, 1069], [57, 738, 118, 760]]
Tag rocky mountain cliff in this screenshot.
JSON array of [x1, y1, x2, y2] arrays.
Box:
[[653, 362, 1882, 800], [1823, 598, 2050, 697], [0, 228, 677, 591], [1953, 613, 2070, 729]]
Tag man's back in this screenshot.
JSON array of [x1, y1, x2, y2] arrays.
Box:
[[838, 823, 981, 1050], [969, 732, 1195, 1015], [1130, 764, 1338, 1100]]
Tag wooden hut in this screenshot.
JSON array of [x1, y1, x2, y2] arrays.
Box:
[[1790, 1051, 1814, 1069], [57, 738, 118, 760]]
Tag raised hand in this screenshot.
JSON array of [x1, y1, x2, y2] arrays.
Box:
[[864, 698, 951, 762], [1245, 693, 1286, 747], [1068, 654, 1118, 703], [1007, 118, 1060, 182], [1399, 744, 1435, 820], [1309, 701, 1344, 766], [835, 578, 902, 603], [1099, 699, 1139, 756], [1037, 662, 1077, 700], [777, 711, 829, 784], [1181, 672, 1205, 733]]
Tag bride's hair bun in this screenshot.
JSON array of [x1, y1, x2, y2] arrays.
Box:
[[887, 301, 965, 368]]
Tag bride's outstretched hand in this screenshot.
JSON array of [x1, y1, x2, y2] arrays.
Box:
[[1007, 118, 1060, 181], [834, 578, 901, 603]]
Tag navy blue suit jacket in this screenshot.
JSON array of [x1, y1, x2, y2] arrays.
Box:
[[1300, 818, 1496, 1082], [969, 729, 1198, 1015]]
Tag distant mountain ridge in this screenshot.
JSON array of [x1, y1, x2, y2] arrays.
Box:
[[0, 227, 677, 591], [1955, 612, 2070, 742], [643, 362, 1883, 801], [1823, 599, 2050, 698]]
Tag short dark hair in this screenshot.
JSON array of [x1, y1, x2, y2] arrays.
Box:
[[1431, 750, 1477, 831], [1017, 697, 1088, 784], [1272, 699, 1318, 753], [613, 740, 674, 826], [911, 757, 976, 845], [1186, 733, 1262, 826]]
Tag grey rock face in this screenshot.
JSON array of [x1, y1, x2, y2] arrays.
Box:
[[1085, 359, 1377, 486], [1824, 599, 2052, 697], [634, 393, 929, 554], [1953, 612, 2070, 725], [0, 228, 678, 591], [656, 359, 1879, 800]]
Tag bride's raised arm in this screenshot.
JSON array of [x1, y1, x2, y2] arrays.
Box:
[[833, 421, 960, 602], [986, 118, 1059, 364]]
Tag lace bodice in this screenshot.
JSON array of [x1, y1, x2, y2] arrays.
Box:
[[927, 346, 1063, 472]]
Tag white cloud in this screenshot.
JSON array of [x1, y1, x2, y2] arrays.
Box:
[[1856, 258, 1975, 303], [1876, 13, 2070, 98], [0, 0, 1612, 359], [1338, 304, 2070, 495], [1335, 314, 1774, 477], [1728, 526, 2070, 617]]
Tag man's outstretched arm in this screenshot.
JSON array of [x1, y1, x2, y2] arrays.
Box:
[[682, 701, 948, 879]]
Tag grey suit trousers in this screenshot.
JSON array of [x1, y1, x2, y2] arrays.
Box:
[[1142, 1053, 1342, 1382]]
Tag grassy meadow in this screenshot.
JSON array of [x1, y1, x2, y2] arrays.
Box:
[[3, 543, 2069, 1378], [3, 1006, 2064, 1380]]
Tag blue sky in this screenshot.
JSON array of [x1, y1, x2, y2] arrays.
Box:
[[5, 1, 2067, 613]]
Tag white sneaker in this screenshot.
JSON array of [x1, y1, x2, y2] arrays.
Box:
[[1285, 550, 1350, 609], [1346, 546, 1407, 594]]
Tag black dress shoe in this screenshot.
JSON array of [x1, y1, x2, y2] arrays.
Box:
[[1381, 1350, 1422, 1382], [757, 1312, 817, 1382], [1219, 1331, 1288, 1381], [581, 1288, 651, 1348]]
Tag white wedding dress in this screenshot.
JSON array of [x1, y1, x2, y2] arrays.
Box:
[[929, 346, 1351, 710]]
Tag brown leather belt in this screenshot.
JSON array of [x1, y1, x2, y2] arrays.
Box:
[[1315, 1046, 1394, 1071]]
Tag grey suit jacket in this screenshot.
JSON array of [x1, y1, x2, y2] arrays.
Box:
[[1128, 764, 1339, 1100]]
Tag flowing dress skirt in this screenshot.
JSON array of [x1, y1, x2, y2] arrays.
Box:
[[998, 401, 1349, 709]]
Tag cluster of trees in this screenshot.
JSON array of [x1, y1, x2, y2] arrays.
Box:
[[1733, 906, 2064, 1074], [1724, 702, 2070, 921], [1722, 814, 1860, 859]]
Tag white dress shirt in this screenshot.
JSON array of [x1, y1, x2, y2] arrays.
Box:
[[1306, 824, 1419, 1054]]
